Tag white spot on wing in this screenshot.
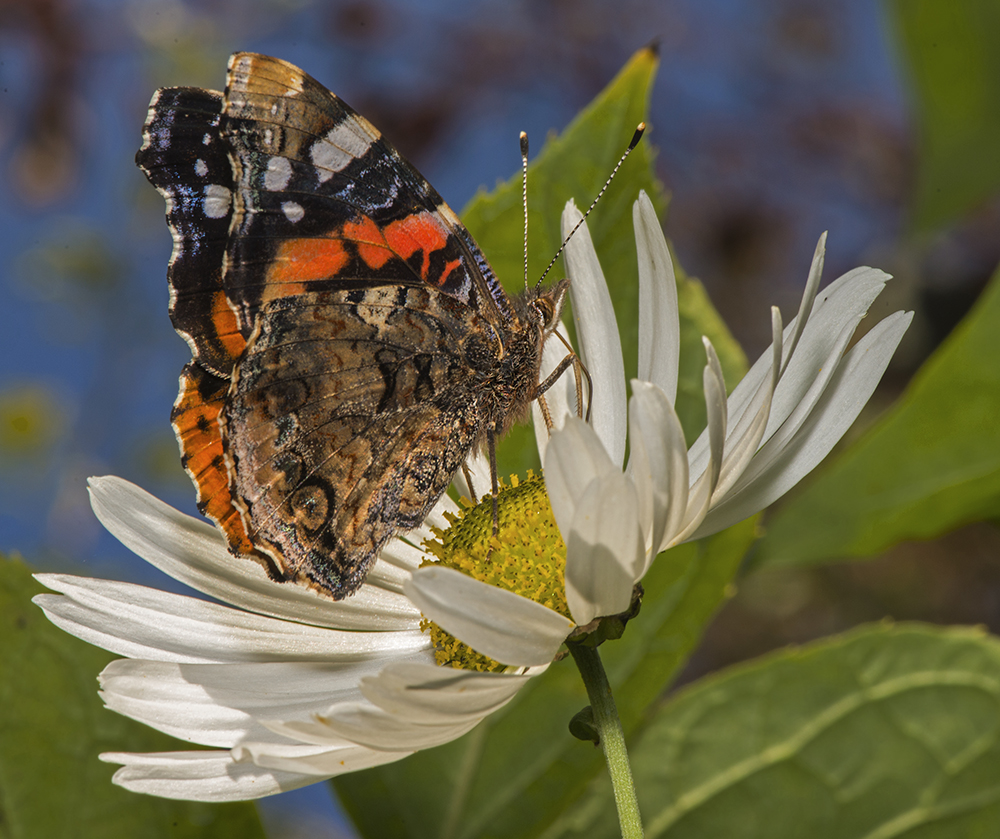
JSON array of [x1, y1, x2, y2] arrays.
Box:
[[311, 120, 376, 182], [264, 156, 293, 191], [202, 133, 212, 146], [194, 159, 209, 178], [203, 184, 232, 218], [282, 201, 305, 223]]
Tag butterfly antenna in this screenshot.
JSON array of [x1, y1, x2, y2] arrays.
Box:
[[520, 131, 530, 291], [536, 122, 645, 287]]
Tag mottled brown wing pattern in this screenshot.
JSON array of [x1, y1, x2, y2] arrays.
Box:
[[138, 52, 569, 599], [224, 285, 502, 594]]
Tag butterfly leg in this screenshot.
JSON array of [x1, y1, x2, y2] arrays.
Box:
[[536, 352, 593, 422], [488, 425, 499, 536], [536, 392, 555, 430], [461, 461, 479, 504]]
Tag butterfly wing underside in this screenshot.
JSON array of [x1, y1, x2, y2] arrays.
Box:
[[138, 53, 528, 598]]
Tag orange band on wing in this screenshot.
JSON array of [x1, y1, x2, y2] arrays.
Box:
[[265, 237, 351, 298], [210, 290, 247, 358], [173, 367, 257, 556], [343, 216, 393, 270], [383, 212, 449, 282]]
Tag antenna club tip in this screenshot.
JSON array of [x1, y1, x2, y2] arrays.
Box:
[[519, 131, 529, 156], [628, 123, 646, 150]]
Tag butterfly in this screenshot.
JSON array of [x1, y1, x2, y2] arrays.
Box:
[[137, 53, 576, 600]]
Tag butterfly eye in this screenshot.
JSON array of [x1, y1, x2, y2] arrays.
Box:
[[532, 296, 556, 327]]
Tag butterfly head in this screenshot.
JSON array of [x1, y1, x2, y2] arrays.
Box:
[[528, 277, 571, 340]]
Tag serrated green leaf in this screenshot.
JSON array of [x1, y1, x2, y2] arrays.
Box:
[[889, 0, 1000, 230], [0, 555, 265, 839], [594, 623, 1000, 839], [753, 260, 1000, 568]]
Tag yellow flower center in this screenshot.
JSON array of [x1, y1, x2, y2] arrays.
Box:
[[421, 472, 569, 672]]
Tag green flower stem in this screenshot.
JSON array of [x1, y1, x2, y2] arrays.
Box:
[[568, 641, 644, 839]]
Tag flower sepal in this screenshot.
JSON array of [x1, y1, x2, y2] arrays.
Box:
[[565, 583, 644, 649]]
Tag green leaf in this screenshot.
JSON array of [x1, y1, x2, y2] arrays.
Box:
[[753, 260, 1000, 568], [0, 555, 265, 839], [889, 0, 1000, 230], [557, 622, 1000, 838]]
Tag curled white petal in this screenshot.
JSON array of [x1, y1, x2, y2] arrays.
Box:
[[628, 382, 689, 567], [634, 190, 680, 402], [692, 309, 913, 537], [405, 566, 572, 667], [231, 740, 409, 776], [34, 574, 430, 664], [562, 199, 627, 467], [98, 656, 431, 748], [544, 415, 619, 543], [563, 471, 643, 624], [87, 476, 420, 630], [100, 750, 313, 801]]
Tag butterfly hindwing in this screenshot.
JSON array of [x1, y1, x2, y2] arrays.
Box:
[[224, 286, 491, 593]]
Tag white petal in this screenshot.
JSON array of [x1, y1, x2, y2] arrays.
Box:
[[98, 656, 431, 748], [687, 267, 890, 481], [563, 472, 644, 625], [634, 190, 680, 403], [87, 476, 420, 631], [711, 314, 862, 499], [711, 309, 781, 501], [544, 416, 618, 543], [100, 750, 312, 801], [405, 566, 572, 667], [672, 348, 727, 544], [360, 661, 530, 720], [691, 310, 913, 537], [270, 703, 482, 751], [34, 574, 430, 663], [231, 740, 409, 776], [562, 200, 627, 466], [628, 382, 689, 565], [780, 232, 826, 376], [624, 417, 655, 551]]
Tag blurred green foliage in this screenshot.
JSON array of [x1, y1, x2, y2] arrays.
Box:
[[889, 0, 1000, 230]]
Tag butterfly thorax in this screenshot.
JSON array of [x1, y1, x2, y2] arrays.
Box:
[[468, 279, 569, 446]]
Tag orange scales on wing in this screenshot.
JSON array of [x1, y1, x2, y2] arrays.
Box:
[[172, 365, 258, 558], [264, 237, 351, 300], [382, 212, 450, 283]]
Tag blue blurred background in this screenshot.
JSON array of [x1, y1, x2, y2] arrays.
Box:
[[3, 1, 998, 835]]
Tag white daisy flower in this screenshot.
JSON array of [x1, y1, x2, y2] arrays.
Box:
[[406, 191, 913, 656], [33, 478, 539, 801], [34, 191, 911, 803]]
